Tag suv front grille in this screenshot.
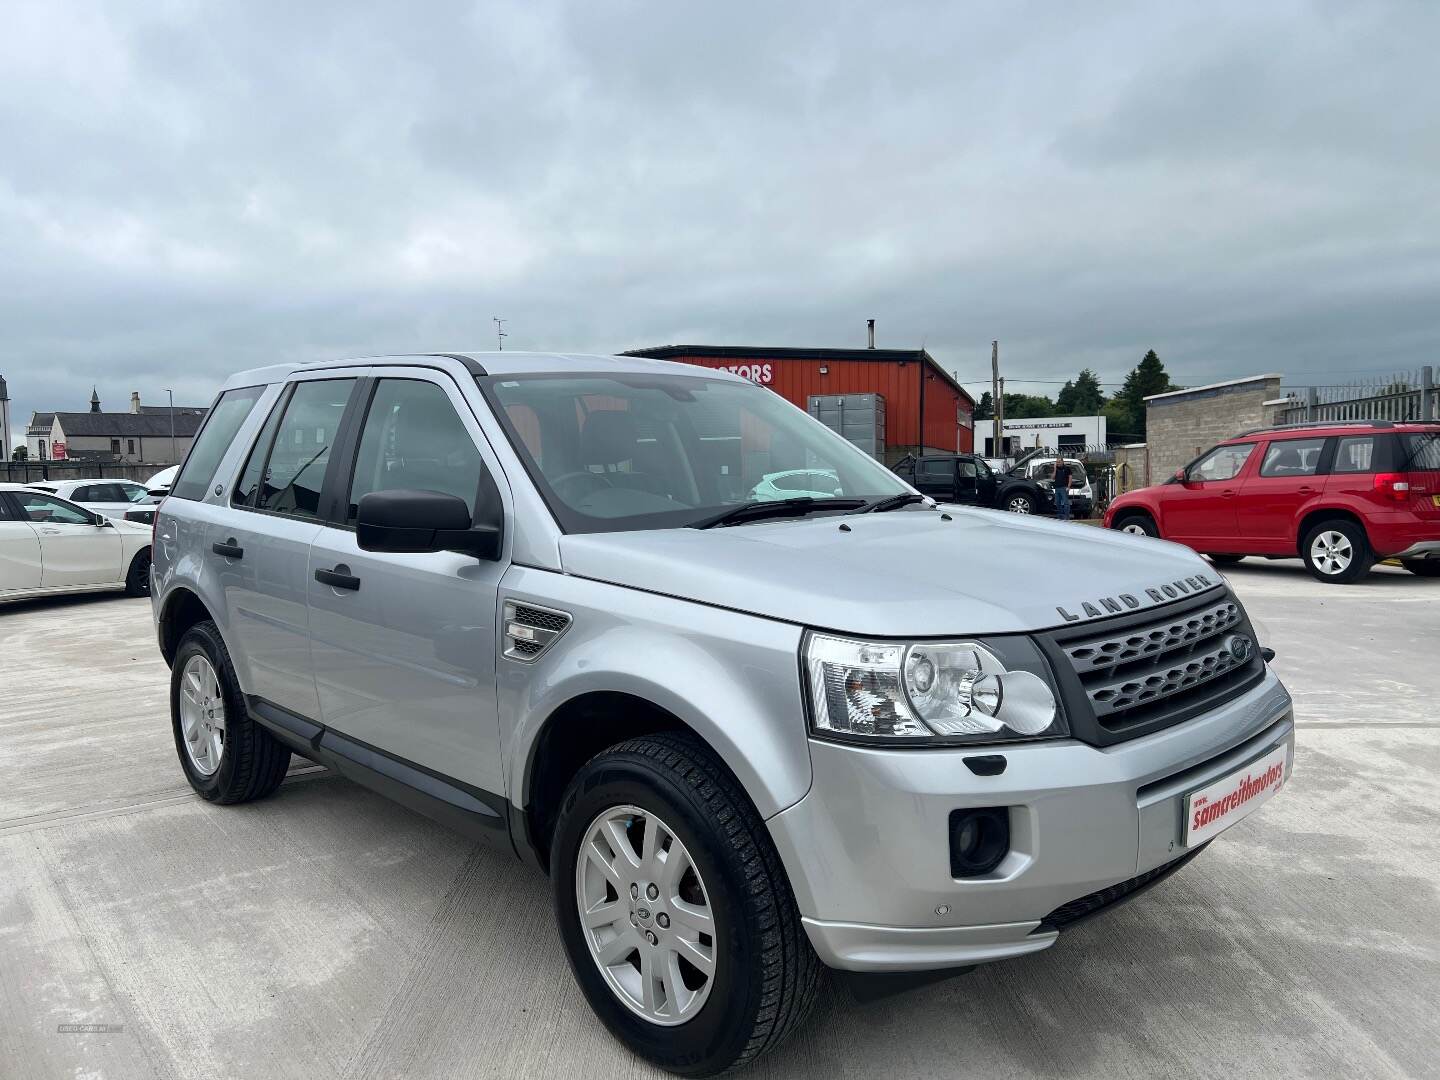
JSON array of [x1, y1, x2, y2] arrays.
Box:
[[1040, 588, 1264, 744]]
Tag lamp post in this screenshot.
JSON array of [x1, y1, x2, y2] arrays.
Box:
[[164, 389, 176, 464]]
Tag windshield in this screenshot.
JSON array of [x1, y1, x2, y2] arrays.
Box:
[[480, 373, 910, 533]]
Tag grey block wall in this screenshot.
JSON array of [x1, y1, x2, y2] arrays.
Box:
[[1145, 376, 1282, 481]]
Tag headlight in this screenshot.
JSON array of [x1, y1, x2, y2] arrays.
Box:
[[804, 632, 1066, 744]]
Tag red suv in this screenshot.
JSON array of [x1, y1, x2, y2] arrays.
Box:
[[1104, 422, 1440, 583]]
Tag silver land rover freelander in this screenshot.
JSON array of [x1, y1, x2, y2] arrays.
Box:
[[151, 352, 1294, 1076]]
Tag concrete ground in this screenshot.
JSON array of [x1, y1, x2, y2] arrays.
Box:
[[2, 564, 1438, 1080]]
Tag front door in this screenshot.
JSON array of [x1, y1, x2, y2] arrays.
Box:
[[0, 495, 43, 591], [10, 490, 121, 586], [306, 372, 509, 796], [952, 459, 982, 505], [1161, 443, 1257, 548]]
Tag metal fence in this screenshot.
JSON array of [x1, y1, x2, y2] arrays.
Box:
[[0, 461, 169, 485], [1275, 366, 1437, 425]]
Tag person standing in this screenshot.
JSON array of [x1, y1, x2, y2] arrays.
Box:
[[1052, 453, 1072, 521]]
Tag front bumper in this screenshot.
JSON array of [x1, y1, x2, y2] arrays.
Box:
[[767, 669, 1294, 972]]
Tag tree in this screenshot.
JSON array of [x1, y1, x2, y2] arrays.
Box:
[[1109, 349, 1177, 438], [1056, 368, 1105, 415], [974, 391, 994, 421], [1002, 392, 1058, 419], [9, 446, 25, 461]]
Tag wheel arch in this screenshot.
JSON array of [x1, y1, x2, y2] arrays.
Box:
[[1297, 506, 1369, 553], [157, 586, 217, 667]]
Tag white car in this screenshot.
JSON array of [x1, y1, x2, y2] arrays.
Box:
[[0, 483, 153, 602], [1013, 457, 1095, 516], [145, 465, 179, 497], [749, 468, 843, 501], [26, 477, 160, 524]]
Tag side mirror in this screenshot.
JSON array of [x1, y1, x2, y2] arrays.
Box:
[[1173, 467, 1188, 483], [356, 489, 501, 560], [95, 515, 114, 528]]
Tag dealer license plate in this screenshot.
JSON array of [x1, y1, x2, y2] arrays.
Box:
[[1183, 742, 1289, 847]]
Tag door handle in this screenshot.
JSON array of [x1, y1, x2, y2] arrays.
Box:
[[1221, 489, 1237, 498], [315, 564, 361, 591], [1297, 486, 1316, 495], [211, 539, 244, 559]]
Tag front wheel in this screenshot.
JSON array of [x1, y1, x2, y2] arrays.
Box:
[[1114, 512, 1159, 538], [1004, 492, 1035, 514], [1301, 519, 1374, 584], [551, 733, 819, 1076], [1401, 558, 1440, 577]]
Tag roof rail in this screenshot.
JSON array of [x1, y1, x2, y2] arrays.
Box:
[[1236, 420, 1395, 437]]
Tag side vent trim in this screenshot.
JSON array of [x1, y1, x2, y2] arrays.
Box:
[[503, 600, 572, 662]]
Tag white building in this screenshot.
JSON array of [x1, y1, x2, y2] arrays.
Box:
[[982, 415, 1107, 457]]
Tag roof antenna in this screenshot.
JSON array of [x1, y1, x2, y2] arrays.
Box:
[[492, 317, 508, 351]]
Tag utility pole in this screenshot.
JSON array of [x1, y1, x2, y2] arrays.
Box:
[[164, 388, 176, 464], [493, 317, 508, 351], [991, 340, 1003, 458]]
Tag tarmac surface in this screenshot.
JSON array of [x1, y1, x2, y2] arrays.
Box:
[[2, 560, 1438, 1079]]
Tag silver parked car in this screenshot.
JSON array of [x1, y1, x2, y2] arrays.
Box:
[[151, 353, 1295, 1075]]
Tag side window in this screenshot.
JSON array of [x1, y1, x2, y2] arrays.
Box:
[[95, 483, 129, 502], [71, 485, 97, 501], [1332, 437, 1376, 475], [232, 392, 290, 509], [120, 483, 151, 504], [250, 379, 356, 519], [917, 458, 951, 478], [345, 379, 485, 525], [1259, 438, 1326, 478], [16, 492, 94, 525], [1191, 443, 1255, 482], [170, 386, 265, 501], [956, 460, 978, 479]]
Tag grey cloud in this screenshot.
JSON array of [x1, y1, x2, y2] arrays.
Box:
[[2, 0, 1438, 438]]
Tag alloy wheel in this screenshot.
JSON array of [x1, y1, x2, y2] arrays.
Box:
[[1311, 530, 1353, 576], [576, 805, 717, 1026], [1121, 522, 1149, 536], [1007, 497, 1032, 514], [178, 654, 226, 776]]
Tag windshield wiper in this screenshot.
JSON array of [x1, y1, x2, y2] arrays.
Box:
[[689, 497, 868, 530], [863, 493, 929, 513]]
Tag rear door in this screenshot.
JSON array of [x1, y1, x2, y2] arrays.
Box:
[[305, 370, 510, 795], [10, 490, 121, 586], [912, 457, 956, 501], [0, 493, 43, 592], [214, 375, 362, 721], [1234, 436, 1329, 552]]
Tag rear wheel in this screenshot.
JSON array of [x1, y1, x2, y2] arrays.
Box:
[[171, 620, 291, 803], [1401, 558, 1440, 577], [1301, 519, 1374, 584], [1114, 512, 1158, 538], [124, 548, 152, 597], [551, 732, 819, 1076]]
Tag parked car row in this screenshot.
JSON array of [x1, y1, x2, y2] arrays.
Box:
[[0, 483, 153, 602], [893, 452, 1095, 517], [28, 477, 160, 524], [1105, 421, 1440, 583]]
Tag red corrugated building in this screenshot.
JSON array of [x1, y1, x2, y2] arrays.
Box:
[[623, 345, 974, 460]]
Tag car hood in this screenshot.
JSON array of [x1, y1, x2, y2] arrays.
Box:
[[558, 507, 1222, 636]]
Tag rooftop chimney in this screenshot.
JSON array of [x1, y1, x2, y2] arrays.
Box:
[[866, 319, 876, 349], [130, 391, 142, 414], [90, 386, 101, 413]]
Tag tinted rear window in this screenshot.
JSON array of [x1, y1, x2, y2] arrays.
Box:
[[169, 386, 265, 501], [1401, 432, 1440, 470]]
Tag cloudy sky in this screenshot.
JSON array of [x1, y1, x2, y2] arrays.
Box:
[[3, 0, 1437, 445]]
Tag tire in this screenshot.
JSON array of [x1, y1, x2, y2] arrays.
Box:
[[551, 732, 819, 1076], [1401, 558, 1440, 577], [1301, 519, 1374, 584], [1003, 492, 1035, 514], [1207, 554, 1245, 565], [171, 620, 291, 804], [124, 547, 152, 597], [1114, 512, 1159, 538]]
